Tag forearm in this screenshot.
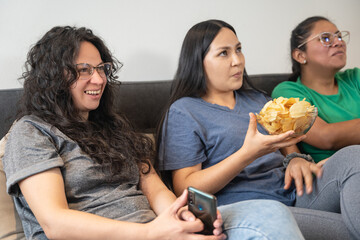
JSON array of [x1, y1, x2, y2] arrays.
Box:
[[173, 147, 255, 196], [305, 118, 360, 150], [140, 165, 177, 215], [146, 185, 176, 215]]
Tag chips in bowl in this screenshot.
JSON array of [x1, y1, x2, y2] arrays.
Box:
[[256, 97, 317, 135]]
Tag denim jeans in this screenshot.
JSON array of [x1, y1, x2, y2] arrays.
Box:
[[219, 199, 304, 240]]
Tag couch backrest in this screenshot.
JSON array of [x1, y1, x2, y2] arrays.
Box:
[[250, 73, 289, 95], [0, 74, 290, 138], [0, 89, 23, 140], [114, 81, 172, 133]]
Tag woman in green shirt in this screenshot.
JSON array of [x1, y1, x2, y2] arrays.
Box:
[[272, 16, 360, 163]]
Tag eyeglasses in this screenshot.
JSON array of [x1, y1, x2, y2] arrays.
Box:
[[297, 31, 350, 48], [76, 62, 112, 80]]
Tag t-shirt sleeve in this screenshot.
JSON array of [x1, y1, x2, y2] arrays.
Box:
[[3, 119, 64, 196], [355, 67, 360, 92], [343, 67, 360, 92], [271, 81, 312, 103], [159, 107, 207, 170]]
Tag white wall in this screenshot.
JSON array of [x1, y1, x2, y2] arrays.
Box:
[[0, 0, 359, 89]]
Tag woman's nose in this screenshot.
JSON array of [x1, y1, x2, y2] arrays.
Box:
[[332, 36, 344, 47], [231, 53, 243, 66], [90, 70, 105, 84]]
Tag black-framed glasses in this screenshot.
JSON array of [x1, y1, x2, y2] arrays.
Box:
[[297, 31, 350, 48], [76, 62, 112, 80]]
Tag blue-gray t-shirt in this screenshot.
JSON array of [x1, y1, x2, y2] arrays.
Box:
[[3, 115, 156, 239], [159, 90, 296, 206]]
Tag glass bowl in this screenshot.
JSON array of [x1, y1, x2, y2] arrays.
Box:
[[257, 106, 318, 136]]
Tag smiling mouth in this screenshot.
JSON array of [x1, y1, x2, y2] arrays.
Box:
[[84, 90, 101, 95]]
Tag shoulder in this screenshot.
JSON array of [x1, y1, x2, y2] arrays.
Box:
[[169, 97, 203, 114], [4, 116, 65, 196], [171, 97, 201, 107], [272, 80, 304, 92], [166, 97, 213, 129], [11, 115, 53, 137], [16, 115, 51, 127], [336, 67, 360, 81], [272, 80, 308, 99], [239, 89, 270, 100], [8, 115, 68, 149], [336, 68, 360, 91]]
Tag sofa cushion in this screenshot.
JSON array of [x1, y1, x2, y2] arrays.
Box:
[[0, 132, 25, 240]]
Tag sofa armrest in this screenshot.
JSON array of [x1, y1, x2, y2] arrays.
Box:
[[0, 134, 25, 240]]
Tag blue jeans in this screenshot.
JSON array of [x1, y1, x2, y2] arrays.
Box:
[[219, 199, 304, 240]]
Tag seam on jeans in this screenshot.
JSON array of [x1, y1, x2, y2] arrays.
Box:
[[224, 226, 270, 240], [305, 171, 358, 209], [304, 179, 338, 208], [340, 172, 360, 238], [291, 210, 340, 222]]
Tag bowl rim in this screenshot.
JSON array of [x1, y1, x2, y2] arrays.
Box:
[[257, 106, 318, 135]]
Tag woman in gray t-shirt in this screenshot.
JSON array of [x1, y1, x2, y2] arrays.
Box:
[[3, 26, 226, 240]]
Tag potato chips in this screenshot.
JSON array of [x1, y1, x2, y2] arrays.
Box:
[[256, 97, 317, 135]]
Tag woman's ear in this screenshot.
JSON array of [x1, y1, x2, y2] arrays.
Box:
[[292, 49, 307, 65]]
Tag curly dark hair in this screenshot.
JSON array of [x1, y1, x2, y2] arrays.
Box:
[[18, 26, 153, 176]]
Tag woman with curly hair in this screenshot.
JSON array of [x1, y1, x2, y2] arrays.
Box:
[[2, 26, 227, 240], [2, 25, 305, 240]]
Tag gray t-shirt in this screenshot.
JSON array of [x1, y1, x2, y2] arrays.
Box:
[[159, 90, 296, 206], [3, 115, 156, 239]]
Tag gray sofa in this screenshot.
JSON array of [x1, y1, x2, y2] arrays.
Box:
[[0, 74, 353, 239]]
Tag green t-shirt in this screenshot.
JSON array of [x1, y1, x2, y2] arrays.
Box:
[[271, 68, 360, 162]]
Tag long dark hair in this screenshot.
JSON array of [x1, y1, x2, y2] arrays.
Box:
[[289, 16, 330, 81], [18, 26, 153, 176], [155, 19, 257, 178]]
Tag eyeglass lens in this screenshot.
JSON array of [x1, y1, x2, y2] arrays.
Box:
[[320, 31, 350, 46], [76, 63, 112, 80]]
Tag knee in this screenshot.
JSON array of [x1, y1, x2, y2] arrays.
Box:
[[220, 200, 295, 224], [220, 200, 302, 239], [329, 145, 360, 167], [337, 145, 360, 155], [260, 200, 294, 218]]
